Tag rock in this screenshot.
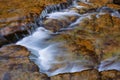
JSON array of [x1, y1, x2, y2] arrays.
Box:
[[69, 2, 97, 14], [0, 35, 9, 47], [0, 25, 30, 43], [49, 67, 120, 80], [107, 4, 120, 10], [0, 44, 41, 80], [0, 0, 67, 43], [50, 10, 120, 70], [0, 0, 120, 80], [113, 0, 120, 5], [101, 70, 120, 80], [88, 0, 113, 4], [43, 15, 79, 32], [83, 0, 113, 8], [51, 69, 100, 80]]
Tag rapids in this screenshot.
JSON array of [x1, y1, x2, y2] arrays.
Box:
[[16, 0, 120, 76]]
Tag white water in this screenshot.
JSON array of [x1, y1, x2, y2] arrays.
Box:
[[16, 1, 120, 77], [16, 27, 94, 76], [47, 11, 80, 19], [99, 57, 120, 71]]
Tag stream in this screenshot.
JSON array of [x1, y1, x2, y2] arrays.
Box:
[[16, 0, 120, 77]]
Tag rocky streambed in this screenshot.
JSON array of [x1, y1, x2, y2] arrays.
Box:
[[0, 0, 120, 80]]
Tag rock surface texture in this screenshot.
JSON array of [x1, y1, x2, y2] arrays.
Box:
[[0, 45, 41, 80], [0, 0, 120, 80]]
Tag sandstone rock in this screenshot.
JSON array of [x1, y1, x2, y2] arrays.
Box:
[[0, 0, 67, 44], [43, 15, 79, 32], [101, 70, 120, 80], [0, 0, 120, 80], [50, 11, 120, 68], [0, 44, 41, 80], [82, 0, 113, 8], [51, 69, 100, 80], [70, 2, 97, 14], [107, 4, 120, 10]]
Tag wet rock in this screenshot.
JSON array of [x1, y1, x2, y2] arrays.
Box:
[[0, 0, 120, 79], [107, 4, 120, 10], [101, 70, 120, 80], [43, 15, 79, 32], [50, 11, 120, 71], [88, 0, 113, 4], [0, 0, 67, 44], [0, 35, 9, 47], [51, 69, 100, 80], [70, 2, 97, 14], [0, 25, 31, 43], [0, 44, 40, 80], [81, 0, 113, 8]]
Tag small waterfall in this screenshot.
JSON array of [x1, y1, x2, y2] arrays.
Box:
[[36, 1, 75, 28], [39, 2, 70, 21], [17, 27, 95, 76], [16, 0, 120, 77], [38, 0, 87, 22], [1, 1, 75, 43]]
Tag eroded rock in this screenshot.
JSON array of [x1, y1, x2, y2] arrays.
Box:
[[101, 70, 120, 80], [43, 15, 79, 32], [0, 44, 40, 80], [51, 69, 100, 80], [0, 0, 120, 80], [0, 25, 31, 43]]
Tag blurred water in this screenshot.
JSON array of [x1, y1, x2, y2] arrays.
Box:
[[17, 0, 120, 76]]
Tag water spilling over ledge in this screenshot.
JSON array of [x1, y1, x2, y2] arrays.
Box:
[[16, 0, 120, 77]]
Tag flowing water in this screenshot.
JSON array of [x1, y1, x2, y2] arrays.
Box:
[[17, 0, 120, 76]]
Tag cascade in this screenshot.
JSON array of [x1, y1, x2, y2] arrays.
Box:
[[17, 0, 120, 77]]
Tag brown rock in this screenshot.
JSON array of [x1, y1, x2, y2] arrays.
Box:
[[43, 15, 79, 32], [0, 25, 30, 42], [0, 0, 67, 43], [0, 35, 109, 80], [51, 11, 120, 67], [70, 2, 97, 14], [107, 4, 120, 10], [83, 0, 113, 8], [88, 0, 113, 4], [51, 69, 99, 80], [101, 70, 120, 80], [0, 44, 40, 80]]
